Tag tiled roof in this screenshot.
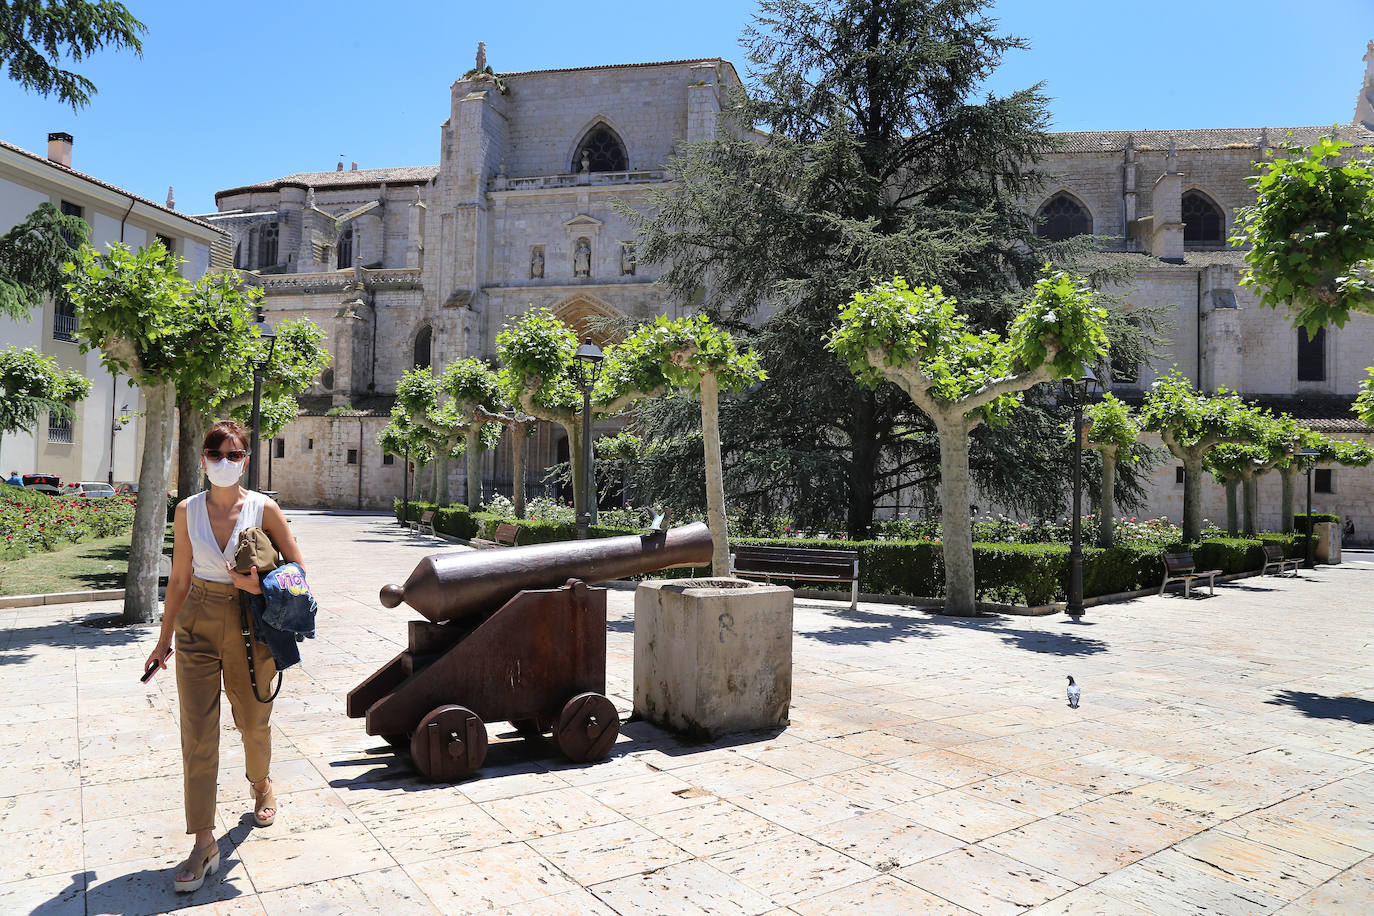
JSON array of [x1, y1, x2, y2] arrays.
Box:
[[0, 136, 221, 233], [216, 165, 439, 201], [1249, 396, 1372, 433], [1049, 125, 1374, 154]]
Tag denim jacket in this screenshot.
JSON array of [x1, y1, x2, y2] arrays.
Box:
[[247, 562, 317, 670]]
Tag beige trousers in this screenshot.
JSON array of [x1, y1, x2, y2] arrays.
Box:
[[175, 578, 275, 834]]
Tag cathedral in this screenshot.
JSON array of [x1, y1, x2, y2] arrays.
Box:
[[204, 44, 1374, 534]]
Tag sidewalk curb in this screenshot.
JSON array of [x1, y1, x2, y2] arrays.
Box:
[[0, 589, 125, 608]]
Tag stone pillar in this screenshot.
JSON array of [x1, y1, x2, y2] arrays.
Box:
[[686, 62, 722, 144], [407, 192, 426, 269], [634, 578, 793, 739], [1151, 141, 1184, 263], [332, 292, 373, 403], [1122, 138, 1138, 246]]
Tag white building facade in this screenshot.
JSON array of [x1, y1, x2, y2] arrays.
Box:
[[0, 133, 222, 487]]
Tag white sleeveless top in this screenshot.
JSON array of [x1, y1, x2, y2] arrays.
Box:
[[187, 489, 266, 584]]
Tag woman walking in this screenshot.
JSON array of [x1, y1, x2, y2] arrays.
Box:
[[143, 420, 305, 892]]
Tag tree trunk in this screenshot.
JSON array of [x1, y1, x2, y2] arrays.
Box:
[[845, 391, 879, 538], [511, 425, 529, 519], [464, 427, 482, 510], [1182, 453, 1204, 544], [434, 450, 450, 507], [1280, 466, 1298, 533], [567, 420, 585, 521], [124, 383, 175, 624], [1097, 448, 1117, 548], [937, 419, 977, 616], [1242, 473, 1258, 536], [1225, 479, 1240, 537], [176, 398, 206, 500], [699, 373, 730, 576]]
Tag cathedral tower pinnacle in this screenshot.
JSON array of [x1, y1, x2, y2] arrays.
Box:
[[1356, 40, 1374, 130]]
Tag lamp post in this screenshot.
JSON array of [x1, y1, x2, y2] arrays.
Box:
[[571, 337, 605, 539], [1298, 447, 1320, 568], [108, 401, 129, 485], [401, 445, 410, 528], [247, 308, 277, 492], [1067, 365, 1101, 619]]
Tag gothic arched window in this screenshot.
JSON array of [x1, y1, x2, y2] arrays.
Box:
[[572, 124, 628, 172], [258, 222, 278, 268], [337, 226, 353, 270], [1182, 190, 1224, 245], [1035, 193, 1092, 241], [414, 325, 432, 370]]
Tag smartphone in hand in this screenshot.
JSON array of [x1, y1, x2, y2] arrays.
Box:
[[141, 647, 173, 683]]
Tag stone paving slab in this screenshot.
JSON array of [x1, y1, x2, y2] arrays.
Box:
[[1, 511, 1371, 914]]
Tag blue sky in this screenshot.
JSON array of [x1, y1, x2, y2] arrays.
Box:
[[2, 0, 1370, 215]]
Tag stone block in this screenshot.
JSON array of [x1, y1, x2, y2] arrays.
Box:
[[634, 578, 793, 739]]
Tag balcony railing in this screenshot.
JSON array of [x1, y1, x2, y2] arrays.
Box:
[[53, 312, 79, 342], [48, 419, 73, 444], [491, 169, 668, 192]]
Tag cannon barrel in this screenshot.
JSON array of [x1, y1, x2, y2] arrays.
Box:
[[379, 522, 714, 623]]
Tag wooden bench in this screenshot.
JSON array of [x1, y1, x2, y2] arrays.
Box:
[[1159, 551, 1222, 598], [730, 545, 860, 610], [472, 522, 521, 549], [1261, 544, 1301, 577], [409, 509, 436, 537]]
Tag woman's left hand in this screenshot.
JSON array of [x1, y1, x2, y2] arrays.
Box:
[[227, 561, 263, 594]]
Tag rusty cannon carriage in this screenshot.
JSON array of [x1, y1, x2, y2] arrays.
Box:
[[346, 522, 713, 780]]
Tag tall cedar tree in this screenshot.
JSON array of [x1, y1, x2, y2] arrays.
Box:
[[625, 0, 1149, 536]]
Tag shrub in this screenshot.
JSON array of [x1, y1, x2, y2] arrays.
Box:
[[1172, 538, 1266, 574], [0, 488, 137, 558], [1082, 544, 1161, 595], [1293, 513, 1340, 534], [1256, 532, 1305, 559], [435, 506, 479, 539]]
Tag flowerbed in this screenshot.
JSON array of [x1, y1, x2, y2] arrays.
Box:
[[1, 486, 137, 558]]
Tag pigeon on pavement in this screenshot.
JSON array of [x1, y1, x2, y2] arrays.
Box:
[[1066, 675, 1081, 709]]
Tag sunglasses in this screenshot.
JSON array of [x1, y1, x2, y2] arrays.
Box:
[[203, 449, 249, 462]]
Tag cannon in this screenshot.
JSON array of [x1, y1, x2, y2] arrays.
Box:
[[347, 522, 713, 780]]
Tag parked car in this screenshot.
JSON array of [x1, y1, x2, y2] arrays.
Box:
[[22, 474, 60, 489], [64, 481, 118, 498], [26, 483, 62, 497], [115, 482, 139, 497]]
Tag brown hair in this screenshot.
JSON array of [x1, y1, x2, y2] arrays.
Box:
[[203, 420, 249, 453]]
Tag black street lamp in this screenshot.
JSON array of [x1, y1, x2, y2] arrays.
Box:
[[1298, 446, 1320, 568], [247, 309, 277, 492], [571, 336, 604, 539], [1067, 365, 1101, 618], [400, 445, 410, 528]]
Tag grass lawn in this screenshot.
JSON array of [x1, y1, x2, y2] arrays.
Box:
[[0, 524, 175, 596]]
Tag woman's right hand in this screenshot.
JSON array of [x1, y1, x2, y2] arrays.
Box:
[[145, 638, 172, 676]]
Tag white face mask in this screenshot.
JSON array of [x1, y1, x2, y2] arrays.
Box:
[[204, 457, 245, 488]]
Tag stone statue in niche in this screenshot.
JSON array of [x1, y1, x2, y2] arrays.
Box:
[[574, 238, 591, 277], [620, 242, 635, 276], [530, 246, 544, 279]]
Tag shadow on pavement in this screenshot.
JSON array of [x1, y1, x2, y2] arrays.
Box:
[[803, 606, 1108, 654], [1266, 690, 1374, 723]]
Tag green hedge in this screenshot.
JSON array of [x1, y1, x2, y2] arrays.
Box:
[[1172, 538, 1267, 575], [1256, 532, 1306, 559], [1293, 513, 1340, 534], [384, 509, 1292, 606]]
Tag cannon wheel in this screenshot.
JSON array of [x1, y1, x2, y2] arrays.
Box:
[[410, 704, 488, 781], [511, 716, 554, 738], [554, 692, 619, 763]]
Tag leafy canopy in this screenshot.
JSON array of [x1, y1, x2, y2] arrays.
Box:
[[1232, 135, 1374, 335], [599, 314, 766, 404], [1081, 393, 1140, 457], [1138, 369, 1261, 450], [827, 268, 1107, 425], [0, 203, 91, 321], [0, 0, 146, 109], [0, 344, 92, 438], [495, 308, 581, 415]]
